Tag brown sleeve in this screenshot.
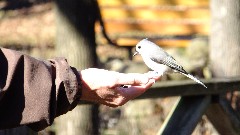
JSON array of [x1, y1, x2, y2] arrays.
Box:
[[0, 48, 81, 131]]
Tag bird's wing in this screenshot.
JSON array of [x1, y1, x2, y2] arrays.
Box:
[[150, 55, 188, 74]]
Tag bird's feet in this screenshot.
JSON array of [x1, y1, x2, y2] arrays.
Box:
[[146, 71, 163, 83], [148, 71, 163, 77]]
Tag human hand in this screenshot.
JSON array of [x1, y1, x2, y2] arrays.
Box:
[[80, 68, 160, 107]]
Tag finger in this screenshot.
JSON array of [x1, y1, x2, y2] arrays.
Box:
[[116, 73, 150, 85], [117, 79, 155, 98]]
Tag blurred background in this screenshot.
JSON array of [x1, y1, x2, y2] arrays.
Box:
[[0, 0, 240, 135]]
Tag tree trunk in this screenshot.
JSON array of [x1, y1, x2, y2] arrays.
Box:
[[210, 0, 240, 112], [209, 0, 240, 134], [54, 0, 99, 135], [210, 0, 240, 77]]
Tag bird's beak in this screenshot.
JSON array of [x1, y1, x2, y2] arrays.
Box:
[[133, 51, 139, 56]]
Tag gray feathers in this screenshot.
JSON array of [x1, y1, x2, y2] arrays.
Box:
[[134, 39, 207, 88], [151, 56, 188, 75]]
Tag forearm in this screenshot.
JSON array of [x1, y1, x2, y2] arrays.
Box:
[[0, 48, 81, 131]]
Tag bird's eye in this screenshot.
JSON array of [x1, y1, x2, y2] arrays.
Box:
[[138, 46, 141, 49]]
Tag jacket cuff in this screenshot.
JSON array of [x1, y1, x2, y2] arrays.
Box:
[[49, 58, 81, 115]]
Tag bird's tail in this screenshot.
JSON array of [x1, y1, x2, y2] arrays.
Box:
[[180, 72, 207, 88]]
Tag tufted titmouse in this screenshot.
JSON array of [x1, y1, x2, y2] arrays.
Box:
[[133, 39, 207, 88]]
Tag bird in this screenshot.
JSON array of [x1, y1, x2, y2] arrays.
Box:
[[133, 38, 207, 88]]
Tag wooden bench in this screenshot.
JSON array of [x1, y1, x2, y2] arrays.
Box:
[[96, 0, 210, 48]]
